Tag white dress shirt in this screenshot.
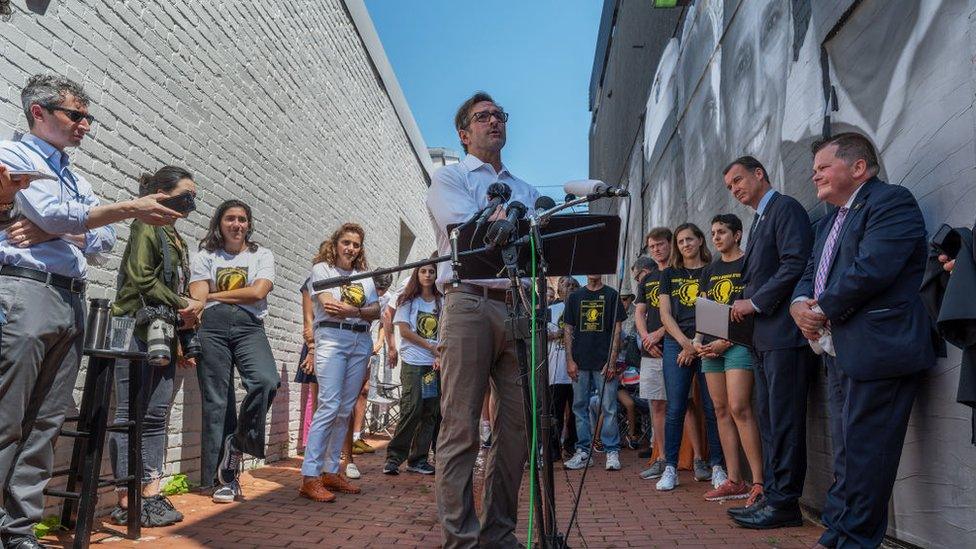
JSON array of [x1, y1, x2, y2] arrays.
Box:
[[425, 153, 540, 289]]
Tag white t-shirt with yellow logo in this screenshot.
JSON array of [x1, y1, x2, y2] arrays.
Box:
[[190, 246, 276, 319], [309, 262, 378, 327], [393, 295, 440, 366]]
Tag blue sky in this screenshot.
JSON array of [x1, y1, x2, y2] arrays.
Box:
[[364, 0, 603, 200]]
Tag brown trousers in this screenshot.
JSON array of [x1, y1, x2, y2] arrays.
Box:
[[435, 291, 528, 549]]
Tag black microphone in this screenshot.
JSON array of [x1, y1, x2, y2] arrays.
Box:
[[486, 200, 527, 247], [474, 182, 513, 228], [532, 195, 556, 217]]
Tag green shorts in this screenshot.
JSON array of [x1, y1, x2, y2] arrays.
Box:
[[700, 344, 754, 374]]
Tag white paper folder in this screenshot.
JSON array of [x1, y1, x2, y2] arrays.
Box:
[[695, 297, 754, 347]]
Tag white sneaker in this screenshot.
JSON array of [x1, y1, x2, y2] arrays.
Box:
[[563, 449, 592, 470], [711, 465, 728, 489], [605, 451, 621, 471], [655, 465, 678, 491], [345, 462, 361, 479]]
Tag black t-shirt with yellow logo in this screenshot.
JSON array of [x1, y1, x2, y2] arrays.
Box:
[[698, 256, 745, 344], [700, 257, 745, 305], [563, 285, 628, 371], [635, 265, 663, 332], [660, 266, 704, 338]]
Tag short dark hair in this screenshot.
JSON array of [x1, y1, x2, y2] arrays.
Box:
[[631, 256, 655, 273], [454, 91, 497, 153], [723, 155, 771, 184], [812, 132, 880, 176], [710, 213, 743, 234], [21, 74, 91, 129], [644, 227, 673, 244]]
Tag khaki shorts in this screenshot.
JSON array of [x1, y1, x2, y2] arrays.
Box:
[[639, 356, 666, 401]]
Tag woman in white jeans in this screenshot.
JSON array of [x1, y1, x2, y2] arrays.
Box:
[[299, 223, 380, 502]]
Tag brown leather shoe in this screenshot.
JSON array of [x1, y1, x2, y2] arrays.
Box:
[[321, 472, 361, 494], [299, 477, 336, 502]]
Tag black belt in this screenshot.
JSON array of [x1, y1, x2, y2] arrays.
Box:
[[317, 320, 369, 333], [444, 282, 510, 304], [0, 265, 86, 294]]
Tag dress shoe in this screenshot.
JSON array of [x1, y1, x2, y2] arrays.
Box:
[[2, 534, 48, 549], [731, 503, 803, 529], [727, 492, 767, 518]]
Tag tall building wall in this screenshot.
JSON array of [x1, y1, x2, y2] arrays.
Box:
[[589, 1, 976, 547], [0, 0, 435, 508]]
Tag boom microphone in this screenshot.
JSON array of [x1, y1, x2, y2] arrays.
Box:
[[563, 179, 629, 198]]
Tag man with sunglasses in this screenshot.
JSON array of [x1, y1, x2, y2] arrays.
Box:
[[426, 92, 540, 548], [0, 74, 180, 549]]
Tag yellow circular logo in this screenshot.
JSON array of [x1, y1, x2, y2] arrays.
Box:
[[216, 267, 247, 291], [417, 312, 438, 339], [646, 281, 660, 308], [676, 280, 699, 307], [711, 279, 735, 304], [341, 283, 366, 307]]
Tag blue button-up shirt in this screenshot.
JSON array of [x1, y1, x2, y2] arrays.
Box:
[[0, 134, 116, 278]]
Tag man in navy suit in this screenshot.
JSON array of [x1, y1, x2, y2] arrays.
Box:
[[723, 156, 818, 529], [791, 132, 934, 548]]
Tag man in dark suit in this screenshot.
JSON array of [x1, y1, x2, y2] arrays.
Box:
[[723, 156, 818, 528], [791, 133, 934, 548]]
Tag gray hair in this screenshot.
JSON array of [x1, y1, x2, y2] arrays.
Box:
[[20, 74, 90, 128]]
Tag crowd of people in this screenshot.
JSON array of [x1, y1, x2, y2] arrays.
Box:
[[0, 73, 940, 549]]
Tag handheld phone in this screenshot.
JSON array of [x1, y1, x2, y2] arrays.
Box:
[[158, 191, 196, 215], [930, 223, 960, 259]]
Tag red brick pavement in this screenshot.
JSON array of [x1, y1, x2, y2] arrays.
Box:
[[44, 439, 823, 548]]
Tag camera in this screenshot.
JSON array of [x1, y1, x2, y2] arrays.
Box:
[[931, 223, 961, 259], [145, 316, 175, 367], [177, 316, 202, 360]]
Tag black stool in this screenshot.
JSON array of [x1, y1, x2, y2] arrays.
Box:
[[43, 298, 147, 549]]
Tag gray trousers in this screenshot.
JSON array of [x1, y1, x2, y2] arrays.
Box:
[[435, 292, 530, 549], [196, 304, 279, 487], [0, 276, 84, 537]]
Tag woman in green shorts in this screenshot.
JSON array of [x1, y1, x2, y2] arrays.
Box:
[[695, 214, 763, 503]]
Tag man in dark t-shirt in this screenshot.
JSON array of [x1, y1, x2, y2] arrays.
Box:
[[563, 275, 628, 472]]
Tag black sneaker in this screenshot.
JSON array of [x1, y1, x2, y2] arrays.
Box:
[[110, 505, 128, 526], [406, 462, 435, 475], [383, 461, 400, 475], [217, 434, 243, 486], [142, 495, 184, 527]]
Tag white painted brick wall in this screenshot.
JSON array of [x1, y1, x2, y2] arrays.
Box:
[[0, 0, 435, 511]]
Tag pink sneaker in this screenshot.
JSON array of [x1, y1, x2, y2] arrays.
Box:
[[704, 479, 751, 501]]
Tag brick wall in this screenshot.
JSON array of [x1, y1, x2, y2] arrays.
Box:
[[0, 0, 435, 509]]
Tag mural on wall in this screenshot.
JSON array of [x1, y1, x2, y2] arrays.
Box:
[[634, 0, 975, 546]]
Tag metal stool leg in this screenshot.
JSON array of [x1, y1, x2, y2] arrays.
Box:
[[125, 358, 143, 540], [71, 355, 116, 549]]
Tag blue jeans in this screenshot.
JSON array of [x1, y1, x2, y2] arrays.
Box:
[[662, 337, 723, 468], [300, 325, 372, 476], [572, 370, 620, 453]]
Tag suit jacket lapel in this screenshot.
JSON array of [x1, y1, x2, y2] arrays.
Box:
[[744, 192, 780, 264], [824, 178, 878, 283]]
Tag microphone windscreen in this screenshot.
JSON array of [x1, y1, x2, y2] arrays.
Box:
[[487, 181, 512, 201], [534, 195, 556, 210], [563, 179, 605, 197]]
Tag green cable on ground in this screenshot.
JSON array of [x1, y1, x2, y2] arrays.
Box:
[[527, 232, 539, 548]]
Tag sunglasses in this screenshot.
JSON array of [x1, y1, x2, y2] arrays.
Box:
[[44, 105, 96, 125]]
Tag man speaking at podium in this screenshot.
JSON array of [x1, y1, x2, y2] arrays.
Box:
[[426, 91, 540, 548]]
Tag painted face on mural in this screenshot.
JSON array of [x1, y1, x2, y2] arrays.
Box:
[[678, 1, 725, 203], [722, 0, 792, 176]]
